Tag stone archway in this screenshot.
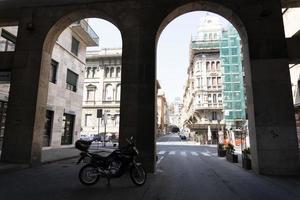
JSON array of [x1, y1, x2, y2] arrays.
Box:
[[1, 6, 124, 166], [155, 1, 299, 175]]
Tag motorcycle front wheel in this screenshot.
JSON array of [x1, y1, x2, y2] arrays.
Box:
[[79, 164, 100, 186], [130, 164, 147, 186]]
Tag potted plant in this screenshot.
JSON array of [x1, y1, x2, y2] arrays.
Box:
[[217, 143, 227, 157], [225, 143, 238, 163], [242, 147, 252, 170]]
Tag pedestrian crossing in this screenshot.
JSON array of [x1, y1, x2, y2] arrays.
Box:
[[157, 150, 217, 157]]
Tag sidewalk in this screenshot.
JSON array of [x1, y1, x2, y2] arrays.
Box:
[[0, 142, 117, 174]]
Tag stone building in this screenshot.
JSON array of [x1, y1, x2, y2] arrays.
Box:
[[182, 16, 225, 144], [157, 81, 169, 136], [169, 97, 183, 131], [44, 20, 99, 148], [81, 48, 122, 139], [0, 20, 99, 149]]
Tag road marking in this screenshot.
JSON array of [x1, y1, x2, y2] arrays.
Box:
[[191, 152, 199, 156], [180, 151, 187, 157], [158, 151, 166, 155], [156, 156, 164, 165], [169, 151, 176, 155], [201, 152, 211, 157]]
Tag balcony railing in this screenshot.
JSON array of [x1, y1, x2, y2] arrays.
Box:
[[71, 20, 99, 46], [191, 37, 220, 50]]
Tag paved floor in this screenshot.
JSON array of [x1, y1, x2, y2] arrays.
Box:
[[0, 134, 299, 200]]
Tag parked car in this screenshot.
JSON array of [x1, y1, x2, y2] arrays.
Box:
[[80, 134, 91, 141]]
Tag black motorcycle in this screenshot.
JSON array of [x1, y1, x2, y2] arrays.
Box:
[[75, 136, 147, 186]]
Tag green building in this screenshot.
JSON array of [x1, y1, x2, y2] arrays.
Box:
[[220, 25, 246, 128]]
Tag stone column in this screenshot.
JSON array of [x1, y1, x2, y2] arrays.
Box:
[[1, 12, 50, 166], [119, 21, 156, 173], [243, 1, 300, 175]]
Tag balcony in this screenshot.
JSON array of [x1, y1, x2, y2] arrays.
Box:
[[71, 20, 99, 47], [191, 37, 220, 50], [194, 103, 223, 110]]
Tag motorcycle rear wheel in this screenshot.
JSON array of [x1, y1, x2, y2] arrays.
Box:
[[79, 164, 100, 186], [130, 164, 147, 186]]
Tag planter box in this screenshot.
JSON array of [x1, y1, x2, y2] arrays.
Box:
[[218, 149, 226, 157], [242, 158, 252, 170], [226, 153, 238, 163]]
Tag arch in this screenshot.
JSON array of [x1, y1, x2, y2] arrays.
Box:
[[116, 67, 121, 77], [110, 67, 115, 78], [155, 1, 254, 137], [42, 8, 123, 54], [105, 84, 113, 101], [105, 67, 110, 77]]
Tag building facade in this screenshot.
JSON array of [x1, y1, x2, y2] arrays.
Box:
[[157, 81, 169, 136], [0, 20, 99, 150], [81, 48, 122, 139], [44, 20, 99, 148], [182, 16, 225, 144]]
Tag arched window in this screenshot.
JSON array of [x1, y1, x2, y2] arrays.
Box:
[[211, 62, 215, 70], [110, 67, 115, 77], [116, 84, 121, 101], [86, 84, 96, 101], [116, 67, 121, 77], [214, 33, 218, 39], [105, 67, 109, 78], [105, 84, 113, 101], [206, 62, 210, 71], [86, 67, 91, 78], [216, 61, 220, 70], [209, 33, 212, 40]]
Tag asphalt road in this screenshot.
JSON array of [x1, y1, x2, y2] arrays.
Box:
[[0, 135, 300, 200]]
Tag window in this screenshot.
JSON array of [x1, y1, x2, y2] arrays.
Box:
[[105, 67, 109, 78], [0, 29, 16, 52], [116, 67, 121, 78], [71, 37, 79, 56], [212, 112, 217, 120], [66, 69, 78, 92], [49, 59, 58, 83], [211, 62, 215, 70], [217, 77, 222, 85], [85, 114, 92, 126], [110, 67, 115, 77], [105, 84, 113, 101], [92, 67, 97, 78], [206, 62, 210, 71], [212, 77, 217, 86], [216, 61, 220, 70], [207, 77, 211, 86], [87, 90, 95, 101], [86, 67, 91, 78]]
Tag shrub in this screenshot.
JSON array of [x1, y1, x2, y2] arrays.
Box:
[[226, 143, 235, 154]]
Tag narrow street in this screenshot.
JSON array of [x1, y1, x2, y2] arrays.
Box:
[[0, 134, 299, 200]]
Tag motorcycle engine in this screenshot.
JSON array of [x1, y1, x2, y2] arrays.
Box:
[[108, 161, 122, 175]]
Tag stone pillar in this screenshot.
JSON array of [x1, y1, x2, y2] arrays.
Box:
[[244, 1, 300, 175], [119, 23, 156, 173], [1, 13, 49, 166]]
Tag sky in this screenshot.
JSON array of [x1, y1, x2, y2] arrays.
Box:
[[88, 12, 229, 103]]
